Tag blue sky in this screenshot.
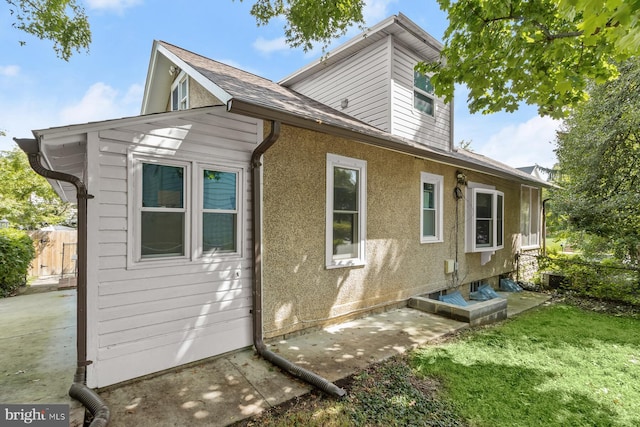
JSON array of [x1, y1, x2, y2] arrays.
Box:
[[0, 0, 560, 168]]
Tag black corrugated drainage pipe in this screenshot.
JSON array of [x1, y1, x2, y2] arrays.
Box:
[[14, 138, 111, 427], [249, 122, 346, 398]]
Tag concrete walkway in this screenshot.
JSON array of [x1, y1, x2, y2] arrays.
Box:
[[0, 286, 548, 426], [99, 291, 550, 426]]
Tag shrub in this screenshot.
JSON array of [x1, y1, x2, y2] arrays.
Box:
[[0, 229, 35, 297], [538, 254, 640, 305]]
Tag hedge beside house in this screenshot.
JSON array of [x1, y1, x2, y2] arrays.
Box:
[[0, 229, 35, 297]]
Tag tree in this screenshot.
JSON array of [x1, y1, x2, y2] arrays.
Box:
[[5, 0, 91, 60], [422, 0, 639, 119], [552, 58, 640, 264], [240, 0, 365, 53], [0, 148, 73, 229], [240, 0, 639, 118]]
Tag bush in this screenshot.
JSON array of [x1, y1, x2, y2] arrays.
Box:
[[0, 229, 35, 297], [538, 254, 640, 306]]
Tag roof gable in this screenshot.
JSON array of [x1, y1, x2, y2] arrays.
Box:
[[141, 41, 234, 114], [280, 13, 443, 86]]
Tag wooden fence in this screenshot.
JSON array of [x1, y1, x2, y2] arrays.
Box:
[[28, 229, 78, 278]]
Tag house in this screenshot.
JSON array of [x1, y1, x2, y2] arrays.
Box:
[[17, 14, 548, 390]]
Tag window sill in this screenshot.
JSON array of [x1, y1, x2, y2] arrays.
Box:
[[466, 246, 504, 254], [326, 260, 365, 270], [127, 253, 244, 270], [421, 237, 443, 244], [520, 245, 541, 251]]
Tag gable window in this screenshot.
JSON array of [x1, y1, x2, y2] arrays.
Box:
[[421, 172, 443, 243], [201, 168, 239, 254], [171, 72, 189, 111], [414, 70, 435, 117], [326, 154, 367, 268], [139, 162, 188, 259], [520, 185, 541, 248], [466, 183, 504, 252]]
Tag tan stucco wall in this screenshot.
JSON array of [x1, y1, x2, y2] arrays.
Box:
[[164, 75, 221, 111], [188, 78, 220, 108], [262, 124, 521, 337]]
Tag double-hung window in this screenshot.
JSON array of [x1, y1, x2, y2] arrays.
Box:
[[414, 70, 435, 117], [139, 161, 189, 259], [520, 185, 541, 248], [171, 72, 189, 111], [133, 157, 242, 264], [326, 154, 367, 268], [421, 172, 443, 243], [466, 183, 504, 252], [201, 168, 239, 255]]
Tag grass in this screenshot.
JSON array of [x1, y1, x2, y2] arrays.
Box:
[[238, 303, 640, 427], [412, 305, 640, 427]]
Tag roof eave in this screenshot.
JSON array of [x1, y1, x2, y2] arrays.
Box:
[[227, 98, 549, 187]]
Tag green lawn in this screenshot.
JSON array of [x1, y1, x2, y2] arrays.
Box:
[[412, 305, 640, 427], [241, 304, 640, 427]]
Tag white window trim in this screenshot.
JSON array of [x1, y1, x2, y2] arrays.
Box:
[[133, 157, 191, 263], [128, 154, 244, 269], [413, 68, 436, 118], [520, 185, 541, 250], [196, 164, 243, 259], [420, 172, 443, 243], [171, 71, 189, 111], [465, 182, 504, 253], [326, 153, 367, 269]]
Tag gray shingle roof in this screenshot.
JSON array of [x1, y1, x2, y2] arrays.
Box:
[[158, 41, 549, 187]]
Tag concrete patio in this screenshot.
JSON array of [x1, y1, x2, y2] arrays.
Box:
[[98, 291, 550, 426], [1, 285, 549, 426]]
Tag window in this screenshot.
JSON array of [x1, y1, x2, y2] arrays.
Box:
[[521, 185, 541, 248], [171, 72, 188, 111], [326, 154, 367, 268], [421, 172, 443, 243], [466, 183, 504, 252], [139, 162, 188, 259], [201, 168, 239, 254], [414, 70, 435, 117], [133, 157, 243, 264]]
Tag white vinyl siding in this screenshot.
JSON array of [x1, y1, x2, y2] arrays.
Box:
[[390, 43, 451, 151], [326, 154, 367, 268], [285, 36, 451, 151], [420, 172, 443, 243], [287, 38, 392, 132], [521, 185, 541, 248], [71, 107, 261, 387]]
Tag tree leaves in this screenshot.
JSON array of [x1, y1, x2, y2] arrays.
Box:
[[553, 58, 640, 262], [240, 0, 365, 52], [0, 148, 72, 229], [239, 0, 639, 118], [6, 0, 91, 61]]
